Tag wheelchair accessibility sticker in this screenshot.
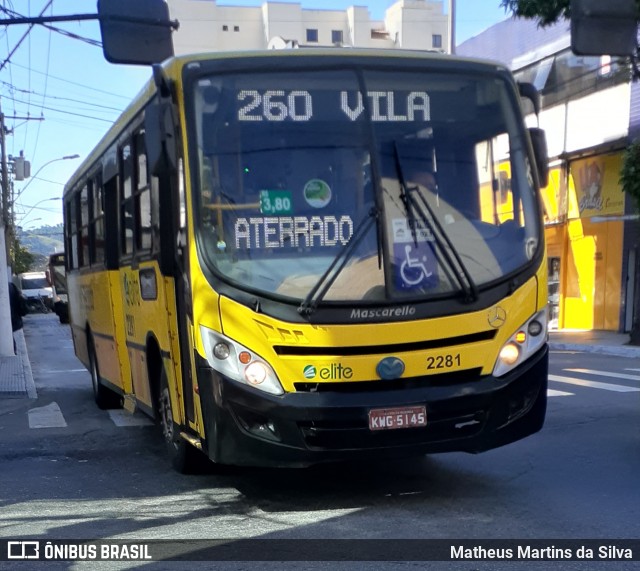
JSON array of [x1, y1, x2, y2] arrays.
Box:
[[392, 218, 438, 290]]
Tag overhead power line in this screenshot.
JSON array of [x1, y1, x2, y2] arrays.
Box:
[[0, 5, 102, 47], [7, 60, 138, 101], [0, 0, 53, 72], [1, 80, 124, 112]]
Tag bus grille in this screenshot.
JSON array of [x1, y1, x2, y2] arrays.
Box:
[[298, 409, 486, 450], [293, 368, 483, 392], [273, 330, 496, 357]]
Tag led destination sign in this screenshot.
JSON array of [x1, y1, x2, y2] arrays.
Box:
[[236, 89, 431, 122], [235, 215, 354, 249]]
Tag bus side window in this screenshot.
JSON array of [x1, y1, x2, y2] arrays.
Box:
[[120, 141, 135, 256], [136, 131, 153, 251]]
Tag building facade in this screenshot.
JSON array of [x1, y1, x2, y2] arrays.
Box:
[[459, 18, 637, 332], [166, 0, 449, 53]]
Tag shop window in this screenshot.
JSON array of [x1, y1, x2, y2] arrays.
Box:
[[514, 48, 628, 109]]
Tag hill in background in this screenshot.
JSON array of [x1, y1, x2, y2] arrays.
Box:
[[16, 224, 64, 271]]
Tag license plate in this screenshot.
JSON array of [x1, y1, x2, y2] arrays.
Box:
[[368, 406, 427, 431]]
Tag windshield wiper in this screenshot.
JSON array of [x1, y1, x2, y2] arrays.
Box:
[[298, 207, 380, 316], [393, 142, 478, 303]]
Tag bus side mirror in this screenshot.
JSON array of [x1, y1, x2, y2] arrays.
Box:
[[518, 82, 540, 116], [98, 0, 176, 65], [529, 127, 549, 188], [570, 0, 638, 56]]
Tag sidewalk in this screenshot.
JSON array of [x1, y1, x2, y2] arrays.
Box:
[[0, 327, 37, 398], [2, 321, 640, 399], [548, 329, 640, 358]]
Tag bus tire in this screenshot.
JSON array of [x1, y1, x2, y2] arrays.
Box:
[[157, 367, 203, 474], [88, 336, 121, 410]]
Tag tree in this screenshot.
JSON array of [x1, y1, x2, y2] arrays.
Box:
[[620, 140, 640, 212], [499, 0, 570, 26], [12, 238, 35, 275], [500, 0, 640, 27]]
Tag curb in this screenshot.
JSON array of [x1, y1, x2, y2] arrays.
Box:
[[14, 329, 37, 398], [549, 342, 640, 359]]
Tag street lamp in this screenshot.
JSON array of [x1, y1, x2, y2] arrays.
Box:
[[19, 218, 42, 229], [16, 197, 61, 226], [12, 154, 80, 203]]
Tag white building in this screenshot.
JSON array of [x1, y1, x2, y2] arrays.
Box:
[[166, 0, 449, 54]]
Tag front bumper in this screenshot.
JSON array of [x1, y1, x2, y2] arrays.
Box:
[[197, 346, 548, 467]]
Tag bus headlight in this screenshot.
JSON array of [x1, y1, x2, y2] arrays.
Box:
[[493, 309, 547, 378], [200, 327, 284, 396]]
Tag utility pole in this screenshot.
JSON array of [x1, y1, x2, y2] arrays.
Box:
[[448, 0, 456, 54], [0, 104, 16, 356]]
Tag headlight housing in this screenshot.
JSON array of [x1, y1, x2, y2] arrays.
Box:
[[200, 326, 284, 395], [493, 309, 547, 378]]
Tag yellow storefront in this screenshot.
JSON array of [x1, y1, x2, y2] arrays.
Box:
[[543, 152, 625, 331]]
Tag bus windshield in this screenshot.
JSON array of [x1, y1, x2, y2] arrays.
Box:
[[191, 68, 541, 304]]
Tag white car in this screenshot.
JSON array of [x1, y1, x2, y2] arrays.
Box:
[[19, 271, 54, 312]]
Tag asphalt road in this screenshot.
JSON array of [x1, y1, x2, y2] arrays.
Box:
[[1, 313, 639, 570]]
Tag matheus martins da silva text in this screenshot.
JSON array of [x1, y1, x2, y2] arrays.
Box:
[[451, 545, 634, 560]]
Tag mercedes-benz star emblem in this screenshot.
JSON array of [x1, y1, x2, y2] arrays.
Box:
[[488, 306, 507, 328]]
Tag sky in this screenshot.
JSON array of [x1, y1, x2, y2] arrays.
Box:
[[0, 0, 511, 230]]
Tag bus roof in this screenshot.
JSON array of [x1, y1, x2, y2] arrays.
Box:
[[63, 48, 510, 196]]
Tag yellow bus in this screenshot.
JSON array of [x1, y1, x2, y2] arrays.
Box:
[[64, 49, 549, 472]]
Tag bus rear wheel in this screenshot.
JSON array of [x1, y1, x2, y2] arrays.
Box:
[[88, 337, 121, 410], [157, 368, 204, 473]]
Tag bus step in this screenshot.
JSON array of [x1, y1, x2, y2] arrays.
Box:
[[122, 395, 136, 413], [179, 431, 203, 450]]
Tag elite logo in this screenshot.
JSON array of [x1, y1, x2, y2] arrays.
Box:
[[303, 363, 353, 380]]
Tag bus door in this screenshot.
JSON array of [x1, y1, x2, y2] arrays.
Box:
[[171, 157, 197, 426]]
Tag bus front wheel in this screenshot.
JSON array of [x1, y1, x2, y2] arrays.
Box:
[[157, 368, 203, 473]]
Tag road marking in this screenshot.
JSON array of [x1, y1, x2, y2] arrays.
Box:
[[45, 369, 87, 373], [549, 374, 640, 392], [28, 402, 67, 428], [566, 368, 640, 382], [107, 410, 154, 427], [548, 389, 574, 397], [36, 369, 88, 376]]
